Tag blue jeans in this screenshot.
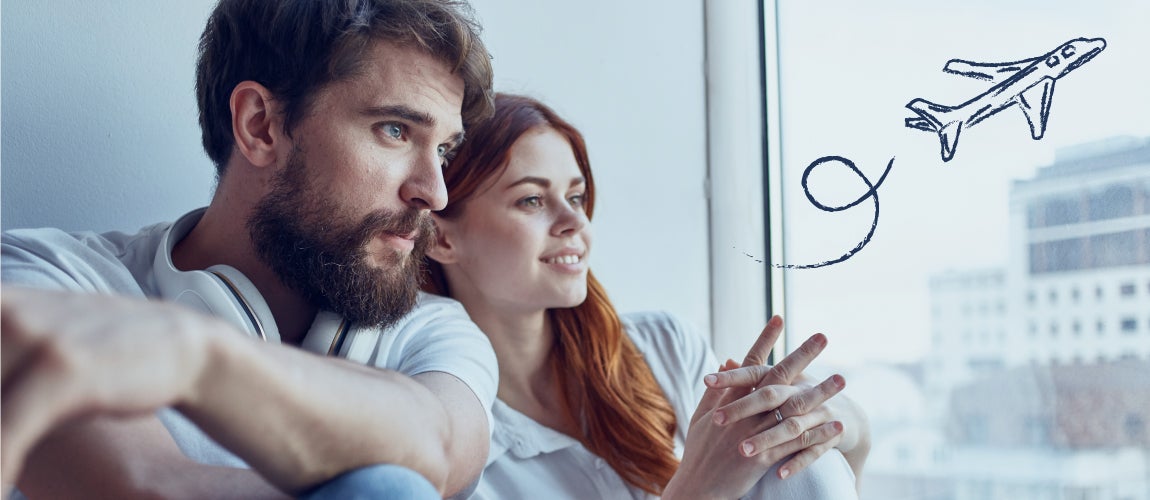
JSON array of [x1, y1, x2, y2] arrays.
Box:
[[302, 464, 439, 500]]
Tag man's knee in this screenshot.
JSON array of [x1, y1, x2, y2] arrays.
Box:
[[303, 464, 439, 500]]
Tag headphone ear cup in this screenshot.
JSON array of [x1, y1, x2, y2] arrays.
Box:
[[201, 265, 281, 343]]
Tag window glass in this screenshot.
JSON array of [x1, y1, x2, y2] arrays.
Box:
[[769, 2, 1150, 498]]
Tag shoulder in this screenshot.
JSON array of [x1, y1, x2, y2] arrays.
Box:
[[2, 224, 167, 294], [358, 292, 499, 419]]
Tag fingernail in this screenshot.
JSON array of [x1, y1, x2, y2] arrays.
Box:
[[833, 374, 845, 389], [813, 333, 827, 347], [779, 467, 791, 479], [769, 315, 782, 326], [741, 442, 755, 456], [833, 421, 844, 432], [713, 411, 727, 425], [704, 374, 718, 386]]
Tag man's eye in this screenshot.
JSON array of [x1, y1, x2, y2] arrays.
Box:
[[382, 123, 403, 139]]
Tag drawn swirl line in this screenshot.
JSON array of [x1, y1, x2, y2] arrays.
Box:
[[776, 155, 895, 269]]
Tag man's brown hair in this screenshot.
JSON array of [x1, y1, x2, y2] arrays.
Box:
[[196, 0, 494, 175]]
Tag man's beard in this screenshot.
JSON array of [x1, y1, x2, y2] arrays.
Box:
[[248, 149, 433, 328]]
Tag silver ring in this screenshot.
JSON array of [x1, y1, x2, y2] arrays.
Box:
[[774, 409, 784, 424]]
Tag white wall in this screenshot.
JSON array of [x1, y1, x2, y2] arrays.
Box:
[[1, 1, 714, 333]]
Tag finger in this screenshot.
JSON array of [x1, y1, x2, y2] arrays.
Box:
[[758, 333, 827, 387], [1, 352, 88, 485], [776, 430, 843, 480], [741, 315, 783, 367], [1, 294, 40, 383], [740, 408, 836, 458], [704, 364, 774, 390], [691, 364, 733, 425], [743, 420, 843, 463], [712, 384, 799, 426], [776, 374, 846, 418]]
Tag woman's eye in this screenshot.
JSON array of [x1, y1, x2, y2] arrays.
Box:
[[437, 145, 448, 157], [568, 194, 585, 207], [519, 196, 543, 208]]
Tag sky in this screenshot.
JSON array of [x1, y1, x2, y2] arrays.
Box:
[[769, 0, 1150, 367]]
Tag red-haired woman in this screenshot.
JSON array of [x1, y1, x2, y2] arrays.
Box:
[[423, 93, 869, 499]]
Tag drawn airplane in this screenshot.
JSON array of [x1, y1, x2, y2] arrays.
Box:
[[905, 37, 1107, 162]]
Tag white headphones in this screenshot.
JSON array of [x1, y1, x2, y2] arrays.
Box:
[[154, 211, 281, 343]]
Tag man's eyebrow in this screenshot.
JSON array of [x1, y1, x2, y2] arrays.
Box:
[[361, 105, 435, 126]]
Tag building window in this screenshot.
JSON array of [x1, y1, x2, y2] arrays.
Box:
[[1088, 185, 1134, 221], [1050, 322, 1059, 337], [1127, 414, 1146, 441], [1029, 322, 1038, 337], [1120, 282, 1136, 296], [1027, 290, 1036, 306], [1049, 289, 1058, 304], [964, 415, 988, 444], [1096, 286, 1104, 300], [1042, 197, 1081, 226], [1121, 317, 1138, 333], [1072, 321, 1082, 336], [1097, 319, 1106, 335], [1070, 287, 1080, 302]]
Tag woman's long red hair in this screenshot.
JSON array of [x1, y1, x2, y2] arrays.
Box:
[[422, 93, 678, 494]]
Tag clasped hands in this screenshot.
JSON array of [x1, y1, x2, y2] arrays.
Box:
[[665, 316, 847, 500]]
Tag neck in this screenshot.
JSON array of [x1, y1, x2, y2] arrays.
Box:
[[172, 198, 317, 345], [464, 303, 572, 421]]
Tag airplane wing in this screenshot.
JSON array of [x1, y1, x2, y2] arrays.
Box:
[[1017, 77, 1056, 140], [943, 57, 1039, 83]]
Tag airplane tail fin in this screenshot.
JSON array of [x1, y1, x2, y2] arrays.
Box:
[[905, 98, 964, 162]]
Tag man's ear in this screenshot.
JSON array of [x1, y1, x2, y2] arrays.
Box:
[[426, 215, 459, 265], [230, 81, 284, 168]]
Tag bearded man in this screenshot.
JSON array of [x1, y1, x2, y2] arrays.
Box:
[[1, 1, 497, 498]]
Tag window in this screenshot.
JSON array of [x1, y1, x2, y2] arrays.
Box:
[[1088, 185, 1134, 221], [768, 2, 1150, 498], [1120, 282, 1136, 296], [1121, 317, 1138, 333], [1127, 414, 1146, 441]]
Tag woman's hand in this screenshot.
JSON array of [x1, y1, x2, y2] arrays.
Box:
[[663, 317, 845, 499]]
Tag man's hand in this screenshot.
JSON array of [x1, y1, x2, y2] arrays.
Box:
[[1, 286, 219, 486]]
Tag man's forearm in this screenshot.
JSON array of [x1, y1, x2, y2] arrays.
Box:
[[178, 329, 459, 494]]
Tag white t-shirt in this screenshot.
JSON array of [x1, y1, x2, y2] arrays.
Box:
[[1, 209, 499, 470], [470, 311, 858, 500]]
